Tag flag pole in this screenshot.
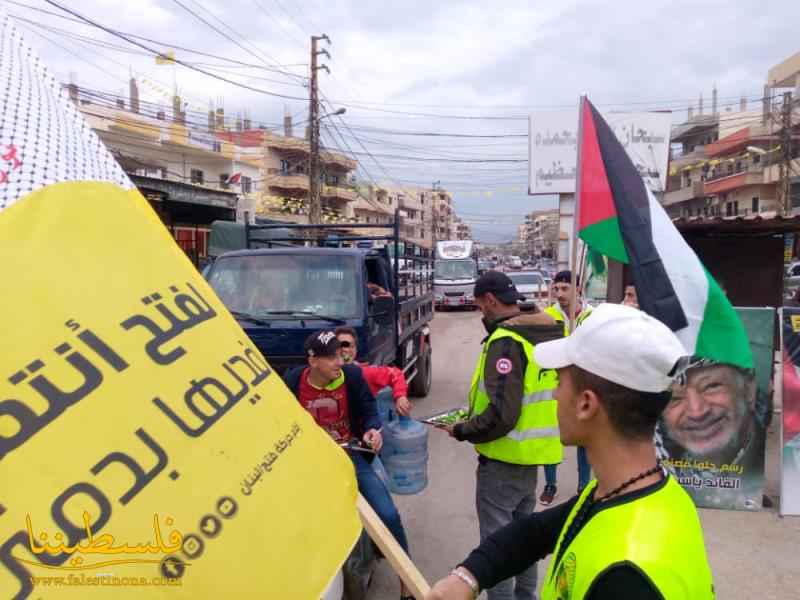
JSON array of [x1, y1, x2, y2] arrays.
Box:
[[569, 94, 587, 332]]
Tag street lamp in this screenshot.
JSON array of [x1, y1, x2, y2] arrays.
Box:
[[746, 146, 766, 155], [317, 108, 346, 121]]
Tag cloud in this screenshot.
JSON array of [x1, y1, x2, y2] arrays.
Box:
[[10, 0, 800, 241]]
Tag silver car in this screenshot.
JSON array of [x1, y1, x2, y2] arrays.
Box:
[[507, 271, 548, 310]]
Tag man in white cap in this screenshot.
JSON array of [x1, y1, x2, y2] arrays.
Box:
[[426, 304, 714, 600]]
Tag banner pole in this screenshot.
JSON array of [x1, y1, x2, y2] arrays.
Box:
[[570, 94, 587, 332], [357, 494, 431, 599]]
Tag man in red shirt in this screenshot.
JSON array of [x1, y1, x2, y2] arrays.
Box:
[[335, 326, 413, 417]]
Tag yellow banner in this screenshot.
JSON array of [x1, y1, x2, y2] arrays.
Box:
[[0, 13, 359, 599]]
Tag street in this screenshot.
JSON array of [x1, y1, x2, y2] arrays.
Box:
[[369, 310, 800, 599]]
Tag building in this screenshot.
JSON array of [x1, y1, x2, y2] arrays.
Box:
[[529, 210, 559, 259], [516, 224, 529, 245], [71, 81, 260, 265], [220, 115, 359, 225], [432, 188, 455, 242], [664, 65, 800, 219], [453, 216, 472, 240]]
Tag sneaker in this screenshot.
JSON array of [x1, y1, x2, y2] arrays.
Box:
[[539, 483, 558, 506]]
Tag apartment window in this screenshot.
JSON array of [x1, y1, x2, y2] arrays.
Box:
[[220, 173, 230, 189], [752, 197, 759, 214], [327, 174, 339, 186], [241, 176, 253, 194], [753, 154, 761, 164], [280, 159, 290, 174], [734, 201, 739, 215], [190, 169, 204, 184], [704, 206, 710, 217]]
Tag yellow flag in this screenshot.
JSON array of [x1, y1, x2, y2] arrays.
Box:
[[155, 50, 176, 65], [0, 13, 359, 599]]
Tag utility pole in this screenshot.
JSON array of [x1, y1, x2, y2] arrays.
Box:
[[431, 181, 440, 248], [779, 91, 794, 216], [308, 34, 330, 226]]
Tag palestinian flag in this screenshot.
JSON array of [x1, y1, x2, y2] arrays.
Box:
[[576, 97, 752, 369]]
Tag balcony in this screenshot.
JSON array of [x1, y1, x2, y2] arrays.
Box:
[[263, 133, 310, 153], [704, 165, 764, 195], [266, 170, 309, 193], [322, 185, 356, 202], [663, 181, 705, 206], [669, 146, 707, 168]]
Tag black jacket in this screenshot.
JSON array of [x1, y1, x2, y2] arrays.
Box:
[[454, 311, 563, 444], [283, 363, 382, 440]]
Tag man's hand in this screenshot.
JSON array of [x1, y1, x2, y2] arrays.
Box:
[[396, 395, 412, 416], [425, 573, 475, 600], [363, 429, 383, 453], [436, 423, 457, 438]]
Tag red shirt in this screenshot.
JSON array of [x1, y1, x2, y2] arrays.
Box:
[[359, 363, 408, 399], [297, 368, 352, 442]]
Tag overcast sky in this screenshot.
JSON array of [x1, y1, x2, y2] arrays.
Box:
[[6, 0, 800, 241]]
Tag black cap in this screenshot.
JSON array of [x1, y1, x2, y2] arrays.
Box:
[[474, 271, 524, 304], [304, 330, 340, 358]]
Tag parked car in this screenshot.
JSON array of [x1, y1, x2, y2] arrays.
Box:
[[507, 270, 548, 310]]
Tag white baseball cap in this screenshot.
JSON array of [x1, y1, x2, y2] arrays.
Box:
[[534, 303, 688, 393]]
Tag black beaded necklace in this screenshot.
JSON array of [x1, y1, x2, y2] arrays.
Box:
[[552, 462, 665, 572]]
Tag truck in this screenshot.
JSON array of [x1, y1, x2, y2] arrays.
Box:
[[203, 215, 435, 397], [433, 240, 478, 309]]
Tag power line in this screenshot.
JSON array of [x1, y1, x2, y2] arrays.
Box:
[[171, 0, 304, 83], [42, 1, 309, 101], [4, 1, 308, 76]]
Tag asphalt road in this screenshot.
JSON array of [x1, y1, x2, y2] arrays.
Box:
[[368, 310, 800, 600]]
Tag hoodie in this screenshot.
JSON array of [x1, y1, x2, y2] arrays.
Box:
[[454, 310, 564, 445]]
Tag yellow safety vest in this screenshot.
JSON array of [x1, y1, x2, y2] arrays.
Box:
[[467, 328, 562, 465], [542, 475, 715, 600], [544, 304, 591, 337]]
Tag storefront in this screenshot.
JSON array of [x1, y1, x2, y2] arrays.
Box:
[[131, 174, 237, 267]]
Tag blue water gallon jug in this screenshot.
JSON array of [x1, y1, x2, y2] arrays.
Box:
[[381, 416, 428, 495], [376, 387, 396, 426]]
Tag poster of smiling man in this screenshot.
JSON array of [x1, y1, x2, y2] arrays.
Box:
[[656, 308, 774, 511]]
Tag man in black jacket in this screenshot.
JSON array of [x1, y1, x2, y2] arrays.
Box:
[[284, 330, 412, 599]]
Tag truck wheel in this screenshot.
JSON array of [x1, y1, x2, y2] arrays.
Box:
[[409, 346, 432, 397]]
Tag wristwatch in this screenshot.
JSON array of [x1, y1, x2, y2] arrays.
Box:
[[450, 567, 479, 599]]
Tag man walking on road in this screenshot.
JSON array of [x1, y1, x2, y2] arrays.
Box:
[[541, 270, 593, 505], [427, 304, 714, 600], [441, 271, 563, 600]]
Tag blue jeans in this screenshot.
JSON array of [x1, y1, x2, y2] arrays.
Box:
[[544, 463, 557, 486], [543, 447, 592, 489], [351, 453, 410, 554]]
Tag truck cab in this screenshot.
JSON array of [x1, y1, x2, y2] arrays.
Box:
[[433, 240, 478, 309], [204, 216, 434, 396]]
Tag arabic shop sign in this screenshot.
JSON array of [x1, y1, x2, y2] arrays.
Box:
[[528, 109, 671, 195]]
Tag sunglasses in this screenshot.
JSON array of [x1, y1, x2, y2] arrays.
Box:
[[338, 340, 354, 348]]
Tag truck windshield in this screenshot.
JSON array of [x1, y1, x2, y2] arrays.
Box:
[[435, 260, 477, 280], [508, 273, 544, 285], [208, 254, 360, 318]]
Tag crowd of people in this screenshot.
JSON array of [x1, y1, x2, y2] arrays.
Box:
[[280, 269, 716, 600]]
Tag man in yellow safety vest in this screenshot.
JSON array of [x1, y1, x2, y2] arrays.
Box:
[[427, 303, 714, 600], [440, 271, 563, 600], [541, 270, 593, 505]]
